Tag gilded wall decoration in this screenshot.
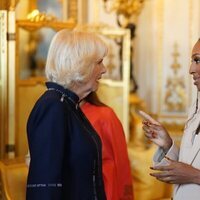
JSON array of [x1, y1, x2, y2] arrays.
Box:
[[103, 0, 145, 24], [28, 0, 64, 21], [164, 43, 186, 112]]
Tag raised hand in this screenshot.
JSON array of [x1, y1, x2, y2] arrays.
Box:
[[139, 110, 172, 151]]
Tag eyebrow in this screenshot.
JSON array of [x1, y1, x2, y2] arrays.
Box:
[[192, 53, 200, 58]]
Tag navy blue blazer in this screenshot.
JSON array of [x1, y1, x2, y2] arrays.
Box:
[[26, 82, 106, 200]]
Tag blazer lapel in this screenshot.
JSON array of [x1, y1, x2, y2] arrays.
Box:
[[187, 134, 200, 164], [179, 102, 200, 164], [180, 117, 200, 164]]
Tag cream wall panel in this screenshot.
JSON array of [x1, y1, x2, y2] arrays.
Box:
[[135, 0, 200, 123], [87, 0, 118, 26], [134, 0, 160, 113], [160, 0, 190, 118]]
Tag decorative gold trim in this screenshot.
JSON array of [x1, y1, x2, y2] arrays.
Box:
[[164, 43, 186, 112], [26, 0, 78, 22], [27, 9, 58, 22], [103, 0, 145, 25], [16, 19, 75, 32]]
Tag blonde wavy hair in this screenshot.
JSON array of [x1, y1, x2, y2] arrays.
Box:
[[45, 29, 108, 89]]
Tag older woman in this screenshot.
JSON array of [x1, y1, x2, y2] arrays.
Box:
[[26, 30, 108, 200]]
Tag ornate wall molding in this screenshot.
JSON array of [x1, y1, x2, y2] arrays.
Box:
[[164, 43, 186, 112]]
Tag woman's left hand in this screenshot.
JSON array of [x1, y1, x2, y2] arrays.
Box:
[[150, 157, 200, 184]]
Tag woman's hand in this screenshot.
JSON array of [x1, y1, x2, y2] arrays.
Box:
[[142, 121, 172, 151], [150, 157, 200, 184], [139, 110, 172, 151]]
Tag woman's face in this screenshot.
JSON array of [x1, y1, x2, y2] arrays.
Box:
[[85, 58, 107, 92], [190, 40, 200, 91]]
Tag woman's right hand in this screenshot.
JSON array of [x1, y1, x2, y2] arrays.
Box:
[[139, 111, 172, 151]]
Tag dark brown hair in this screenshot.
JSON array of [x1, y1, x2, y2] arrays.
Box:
[[85, 92, 107, 107]]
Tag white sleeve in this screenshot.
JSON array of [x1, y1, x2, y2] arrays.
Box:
[[153, 141, 179, 166]]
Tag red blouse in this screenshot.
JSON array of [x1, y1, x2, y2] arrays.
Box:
[[81, 102, 134, 200]]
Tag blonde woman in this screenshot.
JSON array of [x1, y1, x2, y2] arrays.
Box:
[[26, 30, 108, 200]]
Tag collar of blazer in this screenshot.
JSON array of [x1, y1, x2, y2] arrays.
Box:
[[180, 129, 200, 165]]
